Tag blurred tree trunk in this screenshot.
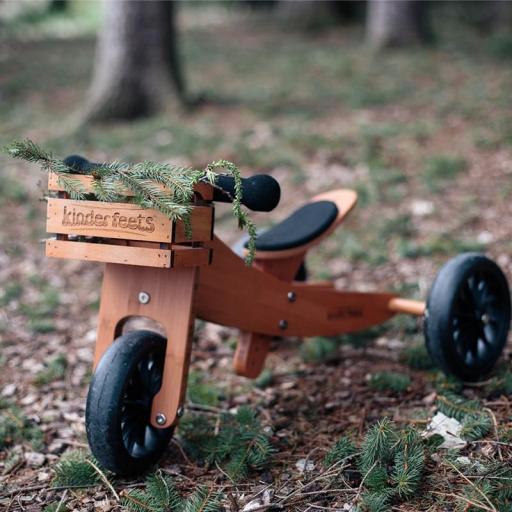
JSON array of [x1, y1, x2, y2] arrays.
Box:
[[366, 0, 430, 49], [83, 0, 185, 123], [277, 0, 340, 30]]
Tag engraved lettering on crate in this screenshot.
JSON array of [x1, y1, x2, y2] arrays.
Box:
[[47, 199, 172, 243]]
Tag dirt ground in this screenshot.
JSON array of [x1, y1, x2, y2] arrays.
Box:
[[0, 4, 511, 511]]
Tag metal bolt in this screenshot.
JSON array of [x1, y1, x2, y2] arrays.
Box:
[[287, 291, 296, 303], [279, 319, 288, 330], [177, 406, 185, 418], [138, 291, 151, 305], [155, 413, 167, 425]]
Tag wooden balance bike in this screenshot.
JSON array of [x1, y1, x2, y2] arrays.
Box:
[[45, 157, 511, 475]]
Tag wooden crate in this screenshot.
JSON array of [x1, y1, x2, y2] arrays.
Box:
[[46, 173, 214, 268]]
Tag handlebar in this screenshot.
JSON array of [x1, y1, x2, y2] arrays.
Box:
[[63, 155, 281, 212]]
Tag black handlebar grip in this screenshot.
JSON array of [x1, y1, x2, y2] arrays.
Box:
[[63, 155, 281, 212], [213, 174, 281, 212], [63, 155, 98, 174]]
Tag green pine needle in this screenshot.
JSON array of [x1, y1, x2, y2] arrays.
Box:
[[179, 406, 274, 482], [436, 392, 481, 422], [359, 418, 397, 474], [323, 436, 357, 468], [52, 451, 101, 487], [123, 473, 221, 512], [368, 371, 411, 393]]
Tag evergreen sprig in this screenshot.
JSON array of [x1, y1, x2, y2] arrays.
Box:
[[436, 391, 492, 441], [4, 140, 257, 264], [123, 472, 221, 512], [323, 436, 357, 468], [52, 451, 101, 487], [178, 406, 274, 482], [324, 420, 427, 512]]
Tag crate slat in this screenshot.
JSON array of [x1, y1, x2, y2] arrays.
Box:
[[48, 173, 214, 200], [173, 206, 214, 243], [46, 240, 212, 268], [46, 240, 172, 268]]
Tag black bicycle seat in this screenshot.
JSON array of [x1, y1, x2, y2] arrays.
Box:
[[245, 200, 339, 252]]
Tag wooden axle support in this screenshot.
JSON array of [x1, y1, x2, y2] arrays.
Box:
[[93, 263, 198, 430]]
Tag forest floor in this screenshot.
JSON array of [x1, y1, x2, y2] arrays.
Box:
[[0, 4, 511, 512]]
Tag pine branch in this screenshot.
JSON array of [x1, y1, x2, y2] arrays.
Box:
[[123, 472, 182, 512], [4, 140, 257, 263], [179, 406, 274, 482], [52, 451, 101, 487], [323, 436, 357, 468], [436, 392, 481, 421]]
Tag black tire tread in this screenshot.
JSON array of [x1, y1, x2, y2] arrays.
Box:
[[425, 253, 511, 381], [86, 330, 173, 475]]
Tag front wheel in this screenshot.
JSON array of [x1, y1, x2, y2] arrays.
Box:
[[425, 253, 511, 381], [85, 330, 173, 475]]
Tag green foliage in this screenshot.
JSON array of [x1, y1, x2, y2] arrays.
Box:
[[4, 140, 257, 264], [436, 391, 481, 422], [0, 282, 24, 307], [368, 372, 411, 393], [399, 235, 483, 260], [400, 343, 435, 370], [359, 419, 397, 475], [300, 337, 337, 363], [485, 368, 512, 396], [391, 429, 425, 498], [254, 368, 273, 389], [360, 489, 394, 512], [0, 402, 43, 450], [187, 372, 220, 407], [321, 420, 426, 511], [488, 32, 512, 60], [123, 472, 182, 512], [43, 503, 69, 512], [460, 413, 492, 441], [52, 451, 100, 487], [179, 407, 274, 481], [18, 281, 60, 334], [436, 391, 491, 441], [323, 436, 357, 468], [0, 175, 28, 202], [181, 487, 222, 512], [422, 155, 467, 192], [456, 463, 512, 512], [34, 354, 67, 386]]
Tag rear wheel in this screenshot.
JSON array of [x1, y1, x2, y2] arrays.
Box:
[[425, 253, 511, 381], [86, 330, 173, 475]]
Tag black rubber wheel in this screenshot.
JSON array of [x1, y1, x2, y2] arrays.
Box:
[[85, 330, 173, 475], [425, 253, 511, 381]]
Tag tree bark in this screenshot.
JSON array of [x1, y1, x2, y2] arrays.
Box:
[[83, 0, 185, 123], [366, 0, 430, 49]]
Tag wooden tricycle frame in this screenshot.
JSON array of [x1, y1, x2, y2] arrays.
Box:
[[46, 172, 425, 431]]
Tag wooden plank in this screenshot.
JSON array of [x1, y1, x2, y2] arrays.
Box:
[[46, 240, 172, 268], [196, 236, 398, 337], [234, 332, 272, 378], [48, 172, 214, 200], [47, 198, 172, 242], [172, 245, 212, 267], [173, 206, 214, 243]]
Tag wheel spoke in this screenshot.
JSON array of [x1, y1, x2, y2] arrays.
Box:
[[483, 323, 497, 345], [477, 338, 489, 359]]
